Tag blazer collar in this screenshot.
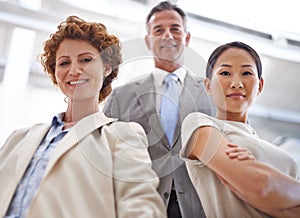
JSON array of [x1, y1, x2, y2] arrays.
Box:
[[44, 112, 117, 175], [16, 123, 50, 176], [179, 73, 203, 120], [134, 73, 205, 148], [135, 74, 157, 117], [172, 73, 204, 147], [135, 74, 170, 147]]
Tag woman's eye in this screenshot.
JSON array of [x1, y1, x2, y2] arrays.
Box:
[[81, 58, 92, 63], [59, 61, 69, 66], [220, 71, 230, 76], [243, 71, 252, 75]]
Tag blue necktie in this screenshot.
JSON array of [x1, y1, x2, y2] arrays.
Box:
[[160, 73, 179, 145]]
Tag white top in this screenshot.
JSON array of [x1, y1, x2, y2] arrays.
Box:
[[180, 112, 299, 218]]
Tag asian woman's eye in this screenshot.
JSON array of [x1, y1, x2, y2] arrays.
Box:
[[220, 71, 230, 76], [243, 71, 253, 76]]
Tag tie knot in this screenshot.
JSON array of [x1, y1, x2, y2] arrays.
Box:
[[164, 73, 178, 84]]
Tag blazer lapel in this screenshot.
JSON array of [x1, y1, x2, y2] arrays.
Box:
[[172, 73, 204, 146], [44, 112, 117, 176], [135, 74, 156, 120], [135, 74, 170, 148], [16, 123, 50, 176], [1, 124, 50, 215]]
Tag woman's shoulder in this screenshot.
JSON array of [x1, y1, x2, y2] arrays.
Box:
[[183, 112, 217, 130], [181, 113, 217, 153], [98, 112, 146, 138], [102, 121, 148, 154], [185, 112, 212, 120], [109, 120, 145, 137], [94, 112, 144, 134], [1, 123, 48, 152], [7, 123, 48, 138]]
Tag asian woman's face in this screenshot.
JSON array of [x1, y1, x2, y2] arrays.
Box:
[[205, 48, 263, 121]]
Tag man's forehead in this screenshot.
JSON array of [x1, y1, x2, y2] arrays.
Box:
[[148, 10, 183, 25]]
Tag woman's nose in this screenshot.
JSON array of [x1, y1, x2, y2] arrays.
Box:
[[231, 80, 244, 89], [69, 62, 82, 75]]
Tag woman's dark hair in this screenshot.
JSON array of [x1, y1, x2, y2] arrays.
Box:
[[40, 15, 122, 103], [145, 1, 188, 33], [206, 41, 262, 79]]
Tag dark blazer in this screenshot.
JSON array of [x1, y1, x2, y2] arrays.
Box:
[[103, 72, 215, 218]]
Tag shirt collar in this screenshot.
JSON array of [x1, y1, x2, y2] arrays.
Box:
[[51, 112, 65, 127], [153, 67, 186, 86]]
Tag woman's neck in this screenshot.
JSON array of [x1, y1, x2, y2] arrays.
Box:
[[216, 110, 248, 123], [64, 98, 99, 124]]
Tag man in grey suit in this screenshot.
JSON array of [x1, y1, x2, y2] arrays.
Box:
[[104, 1, 214, 217]]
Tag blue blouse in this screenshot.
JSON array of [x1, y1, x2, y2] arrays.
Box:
[[5, 113, 69, 218]]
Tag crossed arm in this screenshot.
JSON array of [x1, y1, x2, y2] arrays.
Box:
[[187, 126, 300, 218]]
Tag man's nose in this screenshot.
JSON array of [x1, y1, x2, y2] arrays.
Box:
[[162, 29, 173, 40]]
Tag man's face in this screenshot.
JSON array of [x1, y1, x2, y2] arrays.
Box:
[[145, 10, 190, 65]]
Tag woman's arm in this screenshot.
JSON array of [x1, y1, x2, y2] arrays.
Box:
[[187, 126, 300, 216]]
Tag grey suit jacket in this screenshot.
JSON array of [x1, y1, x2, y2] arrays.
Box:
[[0, 112, 166, 218], [104, 73, 215, 218]]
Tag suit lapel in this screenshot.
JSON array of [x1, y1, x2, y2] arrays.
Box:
[[135, 74, 170, 147], [180, 73, 204, 120], [135, 74, 156, 120], [44, 112, 117, 176], [134, 73, 204, 148], [172, 73, 204, 146]]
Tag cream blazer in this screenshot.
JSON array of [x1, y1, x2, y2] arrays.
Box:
[[0, 112, 166, 218]]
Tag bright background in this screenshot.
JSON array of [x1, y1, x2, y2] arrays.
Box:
[[0, 0, 300, 151]]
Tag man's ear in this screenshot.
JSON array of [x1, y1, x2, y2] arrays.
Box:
[[204, 78, 212, 95], [185, 31, 191, 46], [145, 35, 151, 50], [257, 77, 264, 95]]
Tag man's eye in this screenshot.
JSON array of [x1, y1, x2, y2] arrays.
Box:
[[171, 28, 180, 32]]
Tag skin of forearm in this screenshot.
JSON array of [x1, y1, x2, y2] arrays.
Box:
[[189, 127, 300, 211], [277, 206, 300, 218], [219, 161, 300, 210], [217, 168, 300, 218]]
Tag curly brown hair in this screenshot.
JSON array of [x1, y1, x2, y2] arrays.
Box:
[[40, 15, 122, 103]]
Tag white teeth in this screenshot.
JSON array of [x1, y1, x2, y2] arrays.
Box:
[[161, 43, 177, 48], [69, 80, 86, 85]]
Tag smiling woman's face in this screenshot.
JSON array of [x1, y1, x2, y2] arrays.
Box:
[[205, 48, 264, 122], [55, 39, 105, 103]]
